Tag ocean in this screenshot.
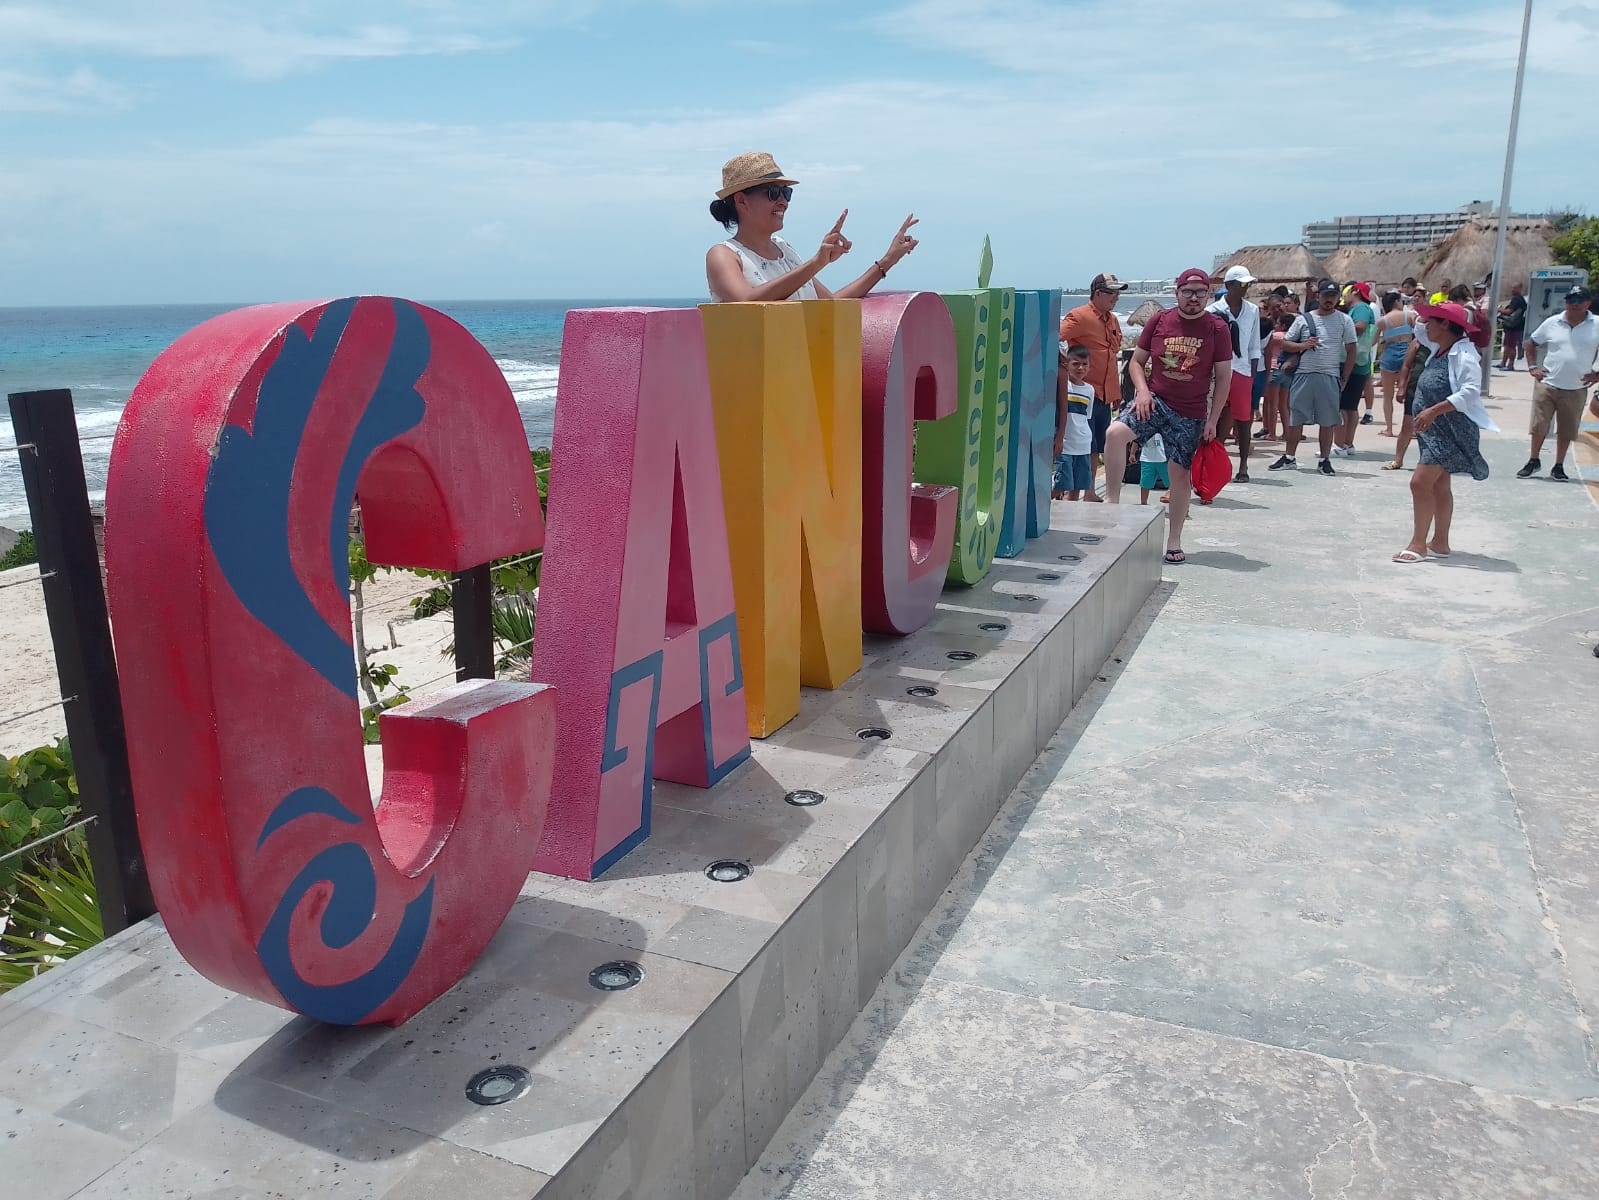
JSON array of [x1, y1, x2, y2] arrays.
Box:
[[0, 292, 1154, 531]]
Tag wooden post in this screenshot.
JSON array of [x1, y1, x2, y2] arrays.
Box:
[[8, 389, 155, 933], [452, 564, 494, 680]]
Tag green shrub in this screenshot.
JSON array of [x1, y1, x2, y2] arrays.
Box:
[[1551, 216, 1599, 288], [0, 738, 81, 891], [0, 529, 37, 571], [0, 839, 100, 992], [0, 738, 98, 993]]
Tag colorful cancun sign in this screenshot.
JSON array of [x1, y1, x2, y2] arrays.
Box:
[[104, 287, 1060, 1026]]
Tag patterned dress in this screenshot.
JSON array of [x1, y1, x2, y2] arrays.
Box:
[[1413, 352, 1489, 479]]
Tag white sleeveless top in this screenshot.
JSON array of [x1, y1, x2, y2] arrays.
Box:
[[720, 236, 817, 300]]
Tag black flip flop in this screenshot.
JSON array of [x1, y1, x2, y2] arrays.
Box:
[[1164, 549, 1186, 565]]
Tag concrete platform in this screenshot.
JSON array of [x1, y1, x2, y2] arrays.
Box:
[[736, 369, 1599, 1198], [0, 502, 1161, 1200]]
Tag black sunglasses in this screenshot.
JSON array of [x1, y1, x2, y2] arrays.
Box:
[[745, 185, 793, 202]]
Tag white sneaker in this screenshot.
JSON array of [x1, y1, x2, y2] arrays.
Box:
[[1332, 444, 1353, 458]]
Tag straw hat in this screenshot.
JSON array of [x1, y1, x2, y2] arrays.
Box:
[[716, 152, 799, 199]]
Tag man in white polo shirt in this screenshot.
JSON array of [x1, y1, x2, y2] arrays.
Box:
[[1518, 286, 1599, 482], [1208, 265, 1264, 482]]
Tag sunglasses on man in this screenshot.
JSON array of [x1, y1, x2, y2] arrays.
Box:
[[745, 185, 794, 202]]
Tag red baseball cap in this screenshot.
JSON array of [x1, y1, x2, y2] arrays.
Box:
[[1175, 268, 1212, 291], [1414, 301, 1478, 333]]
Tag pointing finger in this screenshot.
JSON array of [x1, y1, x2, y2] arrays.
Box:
[[829, 209, 849, 235]]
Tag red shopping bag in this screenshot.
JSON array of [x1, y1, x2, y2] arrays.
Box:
[[1190, 438, 1231, 504]]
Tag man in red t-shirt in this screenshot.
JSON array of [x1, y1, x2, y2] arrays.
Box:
[[1103, 267, 1233, 565]]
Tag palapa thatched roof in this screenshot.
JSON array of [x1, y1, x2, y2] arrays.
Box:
[[1421, 218, 1556, 289], [1127, 299, 1165, 327], [1321, 245, 1433, 289], [1214, 244, 1330, 286]]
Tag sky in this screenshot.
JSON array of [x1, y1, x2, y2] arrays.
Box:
[[2, 0, 1596, 306]]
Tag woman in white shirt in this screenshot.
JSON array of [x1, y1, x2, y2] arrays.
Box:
[[705, 151, 918, 302], [1393, 301, 1499, 563]]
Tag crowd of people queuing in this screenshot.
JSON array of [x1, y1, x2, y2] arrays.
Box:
[[698, 153, 1597, 572], [1051, 266, 1598, 565]]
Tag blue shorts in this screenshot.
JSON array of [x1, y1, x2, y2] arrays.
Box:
[[1252, 369, 1267, 407], [1053, 453, 1093, 492], [1140, 461, 1170, 490], [1116, 397, 1204, 469]]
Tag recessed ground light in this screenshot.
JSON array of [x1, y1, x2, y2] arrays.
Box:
[[706, 859, 752, 882], [856, 727, 892, 742], [1013, 594, 1040, 602], [1057, 553, 1082, 562], [465, 1065, 532, 1106], [979, 622, 1007, 632], [946, 650, 977, 662], [906, 685, 939, 698], [588, 961, 644, 991], [784, 789, 826, 807], [1035, 573, 1062, 582], [1077, 534, 1103, 544]]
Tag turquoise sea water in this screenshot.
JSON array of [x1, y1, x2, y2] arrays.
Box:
[[0, 292, 1152, 530]]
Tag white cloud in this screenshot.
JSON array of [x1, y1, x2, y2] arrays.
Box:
[[0, 1, 518, 78], [0, 65, 131, 112], [868, 0, 1597, 79]]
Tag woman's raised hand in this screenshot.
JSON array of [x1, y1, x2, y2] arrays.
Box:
[[882, 215, 919, 267], [815, 210, 851, 266]]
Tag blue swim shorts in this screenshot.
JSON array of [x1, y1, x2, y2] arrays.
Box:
[[1116, 397, 1203, 470], [1140, 461, 1170, 490], [1053, 453, 1093, 492]]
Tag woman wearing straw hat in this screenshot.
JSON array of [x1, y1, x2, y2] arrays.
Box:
[[706, 152, 918, 302], [1392, 300, 1499, 564]]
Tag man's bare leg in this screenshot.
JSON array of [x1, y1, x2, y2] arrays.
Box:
[[1166, 463, 1193, 555], [1103, 421, 1134, 503]]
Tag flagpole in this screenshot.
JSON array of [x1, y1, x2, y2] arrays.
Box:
[[1483, 0, 1534, 397]]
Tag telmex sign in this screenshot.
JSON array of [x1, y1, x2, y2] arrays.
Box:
[[103, 287, 1062, 1026]]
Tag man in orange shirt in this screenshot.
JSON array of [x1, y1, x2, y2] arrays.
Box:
[[1061, 273, 1129, 497]]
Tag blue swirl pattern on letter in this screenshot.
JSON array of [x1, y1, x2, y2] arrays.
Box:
[[256, 788, 434, 1025], [204, 298, 429, 699]]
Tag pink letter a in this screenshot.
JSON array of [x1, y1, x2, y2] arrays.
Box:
[[533, 307, 751, 879]]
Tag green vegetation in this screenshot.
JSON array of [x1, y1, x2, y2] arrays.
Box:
[[0, 529, 37, 571], [0, 738, 97, 993], [1551, 216, 1599, 287], [0, 738, 80, 888], [0, 840, 99, 992]]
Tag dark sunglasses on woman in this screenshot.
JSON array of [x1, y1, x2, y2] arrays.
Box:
[[746, 185, 793, 202]]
